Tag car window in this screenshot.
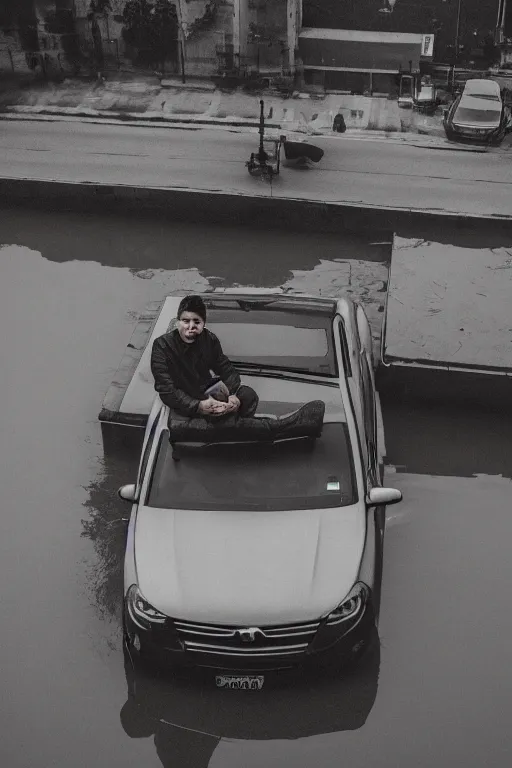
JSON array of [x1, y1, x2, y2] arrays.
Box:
[[138, 416, 159, 489], [147, 423, 357, 511]]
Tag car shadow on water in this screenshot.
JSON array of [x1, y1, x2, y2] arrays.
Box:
[[119, 637, 380, 768], [82, 428, 381, 768]]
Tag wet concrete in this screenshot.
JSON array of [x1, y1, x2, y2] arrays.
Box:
[[1, 207, 512, 768]]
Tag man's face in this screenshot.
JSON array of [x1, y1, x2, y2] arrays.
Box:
[[178, 311, 205, 344]]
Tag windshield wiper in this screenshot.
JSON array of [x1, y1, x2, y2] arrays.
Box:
[[236, 299, 279, 312], [233, 361, 315, 376]]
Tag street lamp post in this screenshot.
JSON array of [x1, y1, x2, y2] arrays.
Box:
[[175, 0, 187, 84], [179, 24, 186, 83], [454, 0, 462, 67]]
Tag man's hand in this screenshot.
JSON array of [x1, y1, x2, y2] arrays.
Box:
[[198, 397, 231, 416], [197, 397, 222, 415], [225, 394, 241, 413]]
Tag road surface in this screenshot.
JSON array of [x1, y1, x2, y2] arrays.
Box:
[[1, 119, 511, 217]]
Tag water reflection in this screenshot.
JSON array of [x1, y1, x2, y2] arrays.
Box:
[[0, 206, 388, 289], [395, 225, 512, 250], [120, 637, 380, 768], [382, 400, 512, 479], [81, 432, 142, 626]]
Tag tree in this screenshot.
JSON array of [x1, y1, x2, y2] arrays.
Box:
[[122, 0, 178, 71], [0, 0, 17, 28], [483, 33, 498, 66], [88, 0, 111, 75]]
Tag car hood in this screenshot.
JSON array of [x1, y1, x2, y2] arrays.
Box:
[[134, 505, 365, 625]]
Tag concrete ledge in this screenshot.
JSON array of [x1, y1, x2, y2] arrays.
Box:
[[3, 105, 282, 130], [1, 178, 511, 235]]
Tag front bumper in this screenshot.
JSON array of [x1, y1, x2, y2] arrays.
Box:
[[447, 123, 502, 143], [124, 597, 376, 675]]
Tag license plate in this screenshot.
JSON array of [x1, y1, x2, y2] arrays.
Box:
[[215, 675, 264, 690]]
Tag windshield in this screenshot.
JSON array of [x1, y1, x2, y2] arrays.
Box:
[[147, 424, 357, 511]]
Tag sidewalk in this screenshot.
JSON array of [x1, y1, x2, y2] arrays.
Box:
[[0, 74, 420, 133], [2, 73, 511, 152]]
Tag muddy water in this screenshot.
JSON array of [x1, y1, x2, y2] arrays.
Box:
[[1, 207, 511, 768]]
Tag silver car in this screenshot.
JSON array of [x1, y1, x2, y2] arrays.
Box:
[[444, 78, 507, 143], [118, 293, 402, 687]]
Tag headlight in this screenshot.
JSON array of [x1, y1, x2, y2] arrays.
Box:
[[126, 584, 167, 630], [325, 582, 369, 626]]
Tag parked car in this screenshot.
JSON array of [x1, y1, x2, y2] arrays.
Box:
[[117, 293, 402, 688], [443, 78, 509, 144]]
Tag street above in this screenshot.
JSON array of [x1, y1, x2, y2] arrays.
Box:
[[2, 119, 511, 218]]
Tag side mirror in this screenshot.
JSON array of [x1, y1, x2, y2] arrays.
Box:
[[367, 487, 402, 507], [443, 109, 448, 118], [118, 484, 137, 503]]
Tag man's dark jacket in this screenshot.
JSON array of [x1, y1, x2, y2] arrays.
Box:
[[150, 328, 241, 416]]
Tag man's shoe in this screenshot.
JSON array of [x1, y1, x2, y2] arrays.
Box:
[[270, 400, 325, 441]]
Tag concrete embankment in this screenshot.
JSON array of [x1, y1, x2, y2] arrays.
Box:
[[1, 176, 510, 233]]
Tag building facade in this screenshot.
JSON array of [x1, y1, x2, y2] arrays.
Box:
[[2, 1, 506, 81], [302, 0, 502, 66]]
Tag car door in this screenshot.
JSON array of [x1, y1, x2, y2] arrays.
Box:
[[335, 311, 368, 474], [124, 407, 161, 592], [357, 346, 387, 617]]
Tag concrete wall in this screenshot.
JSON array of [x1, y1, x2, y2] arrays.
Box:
[[0, 28, 32, 73], [246, 0, 288, 72], [180, 0, 236, 76], [1, 1, 78, 76], [286, 0, 301, 70], [1, 177, 510, 233]]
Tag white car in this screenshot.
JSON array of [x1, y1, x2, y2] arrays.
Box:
[[117, 292, 402, 688]]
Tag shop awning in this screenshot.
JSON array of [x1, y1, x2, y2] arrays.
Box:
[[298, 28, 424, 73]]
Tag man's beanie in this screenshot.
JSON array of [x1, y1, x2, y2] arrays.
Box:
[[177, 295, 207, 322]]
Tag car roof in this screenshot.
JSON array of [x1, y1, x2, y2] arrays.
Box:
[[117, 293, 344, 422], [463, 79, 501, 98]]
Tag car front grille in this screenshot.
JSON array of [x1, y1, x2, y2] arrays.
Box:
[[174, 618, 320, 658]]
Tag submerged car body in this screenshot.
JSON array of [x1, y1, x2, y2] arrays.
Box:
[[444, 78, 508, 143], [118, 293, 402, 677]]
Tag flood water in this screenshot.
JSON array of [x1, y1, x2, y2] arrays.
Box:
[[1, 206, 511, 768]]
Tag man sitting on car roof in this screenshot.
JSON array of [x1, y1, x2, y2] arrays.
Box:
[[150, 294, 324, 444]]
